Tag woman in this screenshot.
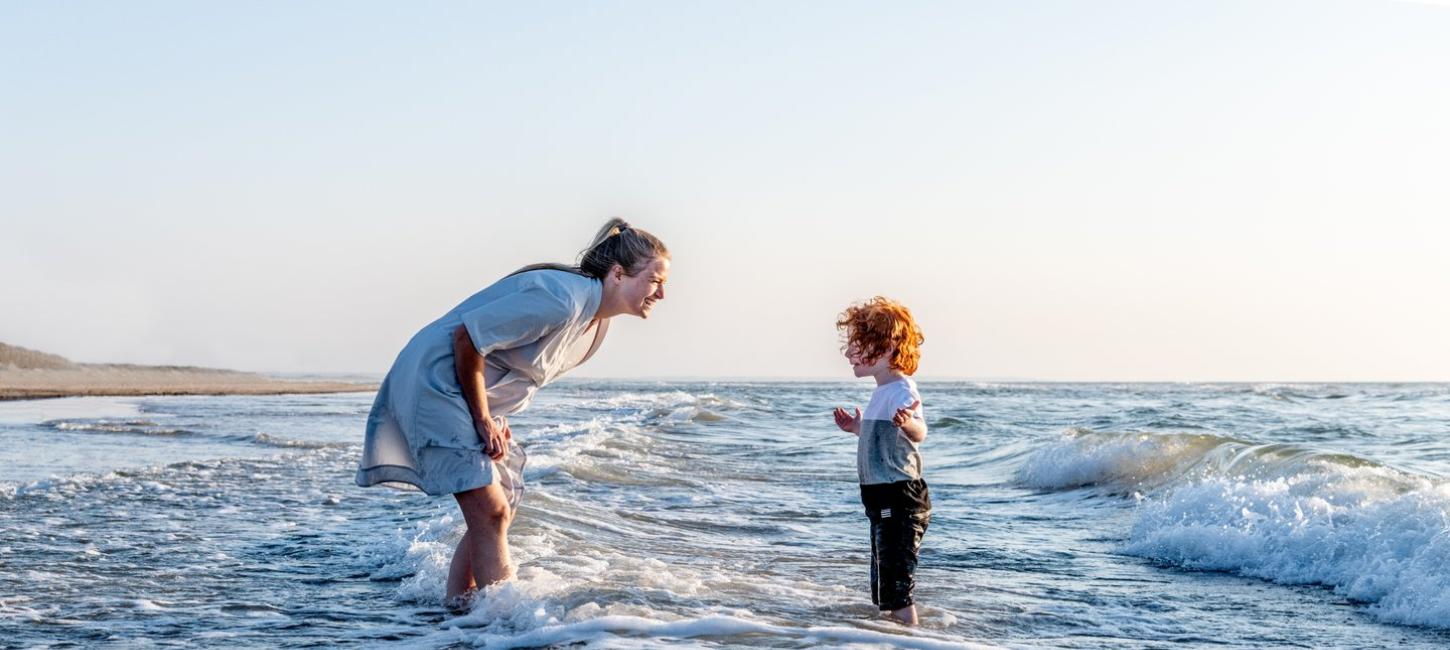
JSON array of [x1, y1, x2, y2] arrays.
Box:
[[356, 218, 670, 602]]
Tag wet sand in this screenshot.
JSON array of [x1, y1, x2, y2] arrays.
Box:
[[0, 366, 375, 401]]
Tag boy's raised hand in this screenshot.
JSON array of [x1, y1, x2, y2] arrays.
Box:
[[892, 399, 922, 427], [833, 406, 862, 435]]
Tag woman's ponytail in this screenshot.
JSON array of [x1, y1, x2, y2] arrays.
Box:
[[577, 218, 669, 279], [509, 218, 668, 279]]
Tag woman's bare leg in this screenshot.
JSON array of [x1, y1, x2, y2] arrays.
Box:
[[445, 480, 513, 601], [445, 531, 476, 601]]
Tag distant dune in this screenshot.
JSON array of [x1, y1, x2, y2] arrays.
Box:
[[0, 342, 77, 370], [0, 342, 375, 401]]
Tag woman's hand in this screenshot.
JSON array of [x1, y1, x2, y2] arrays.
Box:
[[476, 416, 511, 460], [833, 406, 862, 435], [455, 325, 512, 459]]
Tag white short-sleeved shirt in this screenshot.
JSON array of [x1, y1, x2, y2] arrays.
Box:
[[356, 269, 607, 495], [857, 377, 926, 485]]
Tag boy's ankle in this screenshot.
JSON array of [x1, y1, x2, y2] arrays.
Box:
[[889, 604, 918, 625]]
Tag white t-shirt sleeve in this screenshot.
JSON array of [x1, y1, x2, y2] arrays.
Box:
[[458, 286, 573, 357], [896, 382, 925, 431]]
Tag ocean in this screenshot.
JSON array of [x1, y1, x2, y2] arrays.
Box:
[[1, 381, 1447, 648]]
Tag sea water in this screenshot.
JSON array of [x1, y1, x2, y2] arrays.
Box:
[[2, 382, 1448, 648]]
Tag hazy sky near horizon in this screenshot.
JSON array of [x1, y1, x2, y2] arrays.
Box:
[[3, 0, 1447, 381]]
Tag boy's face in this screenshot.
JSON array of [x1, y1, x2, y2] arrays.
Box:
[[845, 342, 893, 378]]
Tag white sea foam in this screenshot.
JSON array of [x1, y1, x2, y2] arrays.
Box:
[[12, 384, 1447, 646], [1021, 429, 1450, 629], [0, 596, 51, 624], [578, 391, 746, 422], [249, 432, 344, 449], [516, 416, 622, 477], [131, 599, 167, 612], [44, 419, 192, 437], [409, 613, 994, 649], [366, 499, 990, 649], [1124, 468, 1450, 629], [504, 391, 733, 486], [1014, 429, 1227, 491], [0, 446, 348, 501]]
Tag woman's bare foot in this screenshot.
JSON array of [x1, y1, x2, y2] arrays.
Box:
[[444, 590, 477, 614]]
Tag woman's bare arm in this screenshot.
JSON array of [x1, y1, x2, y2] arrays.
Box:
[[453, 324, 506, 459]]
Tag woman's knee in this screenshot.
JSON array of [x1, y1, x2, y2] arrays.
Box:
[[455, 485, 511, 530]]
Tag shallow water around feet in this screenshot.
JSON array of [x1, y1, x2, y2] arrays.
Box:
[[2, 382, 1448, 648]]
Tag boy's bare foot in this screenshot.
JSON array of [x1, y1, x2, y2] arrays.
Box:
[[889, 604, 919, 625]]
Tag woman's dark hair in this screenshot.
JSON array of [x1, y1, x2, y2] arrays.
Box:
[[512, 218, 669, 279], [577, 218, 669, 278]]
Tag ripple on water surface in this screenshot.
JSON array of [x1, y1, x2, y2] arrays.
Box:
[[3, 384, 1450, 648]]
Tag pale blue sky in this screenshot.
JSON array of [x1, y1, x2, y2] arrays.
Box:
[[2, 0, 1447, 380]]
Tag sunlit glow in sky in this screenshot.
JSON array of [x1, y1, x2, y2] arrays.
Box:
[[2, 0, 1446, 380]]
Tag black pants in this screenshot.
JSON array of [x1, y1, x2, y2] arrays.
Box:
[[861, 480, 931, 611]]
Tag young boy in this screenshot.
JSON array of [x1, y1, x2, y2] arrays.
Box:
[[831, 296, 930, 625]]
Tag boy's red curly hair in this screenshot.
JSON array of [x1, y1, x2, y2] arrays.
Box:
[[836, 296, 925, 375]]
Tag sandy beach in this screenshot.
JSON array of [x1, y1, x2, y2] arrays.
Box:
[[0, 343, 374, 400], [0, 367, 375, 400]]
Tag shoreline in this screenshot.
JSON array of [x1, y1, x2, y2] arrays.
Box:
[[0, 367, 376, 402], [0, 384, 376, 401]]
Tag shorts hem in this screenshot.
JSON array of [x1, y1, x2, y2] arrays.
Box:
[[878, 598, 914, 611]]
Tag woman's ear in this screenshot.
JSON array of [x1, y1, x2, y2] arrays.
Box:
[[611, 263, 626, 283]]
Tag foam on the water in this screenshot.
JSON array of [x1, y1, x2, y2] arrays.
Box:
[[332, 387, 980, 647], [1015, 428, 1230, 491], [8, 384, 1450, 647], [410, 613, 992, 649], [47, 419, 193, 436], [368, 507, 987, 649], [1019, 429, 1450, 629]]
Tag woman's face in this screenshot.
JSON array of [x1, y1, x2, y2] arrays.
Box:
[[615, 256, 670, 319]]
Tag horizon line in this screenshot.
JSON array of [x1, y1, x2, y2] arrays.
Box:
[[262, 371, 1450, 385]]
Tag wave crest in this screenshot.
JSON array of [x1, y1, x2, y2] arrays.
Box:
[[1125, 471, 1450, 628], [1014, 429, 1229, 491], [249, 433, 346, 449], [1019, 429, 1450, 629], [45, 419, 193, 436]]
